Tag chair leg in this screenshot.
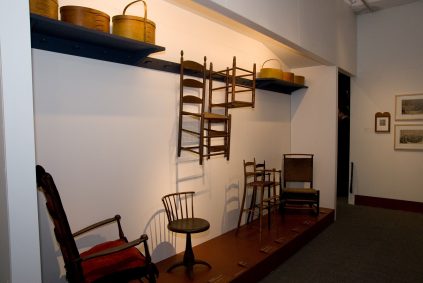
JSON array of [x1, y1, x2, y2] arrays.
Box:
[[258, 185, 264, 240], [146, 262, 158, 283], [247, 188, 257, 223], [267, 184, 272, 230], [167, 233, 211, 278], [237, 184, 248, 230]]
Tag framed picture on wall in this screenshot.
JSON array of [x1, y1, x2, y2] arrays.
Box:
[[395, 93, 423, 120], [394, 124, 423, 150], [375, 112, 391, 133]]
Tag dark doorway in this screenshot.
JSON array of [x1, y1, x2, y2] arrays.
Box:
[[337, 72, 350, 197]]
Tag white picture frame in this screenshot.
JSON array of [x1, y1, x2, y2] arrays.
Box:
[[394, 124, 423, 150], [395, 93, 423, 121]]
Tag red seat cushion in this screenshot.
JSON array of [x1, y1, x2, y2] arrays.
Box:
[[80, 239, 146, 283]]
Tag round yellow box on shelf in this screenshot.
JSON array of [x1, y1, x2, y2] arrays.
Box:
[[282, 71, 294, 82], [60, 6, 110, 33], [294, 75, 305, 85], [258, 59, 284, 80], [30, 0, 58, 20], [112, 0, 156, 44]]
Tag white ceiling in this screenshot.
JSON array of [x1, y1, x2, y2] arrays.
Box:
[[169, 0, 421, 71], [345, 0, 421, 14]]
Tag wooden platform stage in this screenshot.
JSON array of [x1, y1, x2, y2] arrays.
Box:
[[155, 208, 334, 283]]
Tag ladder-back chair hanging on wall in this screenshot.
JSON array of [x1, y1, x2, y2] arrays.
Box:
[[208, 56, 256, 111], [177, 50, 231, 165], [35, 165, 158, 283], [280, 154, 320, 215]]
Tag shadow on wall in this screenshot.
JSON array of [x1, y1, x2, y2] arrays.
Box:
[[144, 209, 176, 263], [175, 155, 206, 184], [221, 181, 241, 232]]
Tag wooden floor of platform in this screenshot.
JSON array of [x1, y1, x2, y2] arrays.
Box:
[[155, 208, 334, 283]]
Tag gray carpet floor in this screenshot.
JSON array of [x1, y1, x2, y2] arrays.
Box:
[[259, 199, 423, 283]]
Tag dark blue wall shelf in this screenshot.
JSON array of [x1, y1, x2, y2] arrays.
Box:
[[30, 13, 165, 65], [256, 78, 307, 94], [30, 13, 306, 94]]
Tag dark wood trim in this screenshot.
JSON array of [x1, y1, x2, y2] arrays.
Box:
[[355, 195, 423, 214], [155, 208, 335, 283]]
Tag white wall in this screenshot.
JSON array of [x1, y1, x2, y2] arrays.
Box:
[[34, 0, 292, 281], [0, 0, 41, 282], [291, 66, 338, 209], [351, 1, 423, 202], [0, 44, 11, 283], [193, 0, 357, 75]]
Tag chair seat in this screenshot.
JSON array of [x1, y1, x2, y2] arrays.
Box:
[[167, 218, 210, 234], [203, 112, 228, 120], [81, 239, 146, 283], [282, 188, 318, 194], [247, 180, 274, 187]]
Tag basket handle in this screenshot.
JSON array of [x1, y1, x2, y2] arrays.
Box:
[[123, 0, 148, 42], [261, 59, 282, 70]]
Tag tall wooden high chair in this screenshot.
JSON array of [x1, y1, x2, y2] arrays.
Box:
[[237, 159, 281, 238]]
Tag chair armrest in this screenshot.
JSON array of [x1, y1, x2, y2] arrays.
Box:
[[80, 234, 149, 261], [72, 215, 123, 238]]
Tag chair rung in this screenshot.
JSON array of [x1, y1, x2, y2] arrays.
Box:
[[283, 199, 318, 203], [233, 84, 253, 90], [203, 113, 229, 120], [235, 66, 254, 74], [212, 86, 227, 91], [181, 129, 200, 135], [210, 103, 230, 108], [282, 205, 317, 210], [181, 111, 201, 117], [210, 70, 226, 76], [205, 130, 229, 137], [207, 145, 227, 152], [181, 145, 199, 150], [180, 147, 200, 155], [228, 101, 253, 108]]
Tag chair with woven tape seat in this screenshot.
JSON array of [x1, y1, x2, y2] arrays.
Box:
[[237, 159, 280, 238], [161, 191, 211, 278], [35, 165, 158, 283], [177, 50, 231, 164], [280, 154, 320, 215]]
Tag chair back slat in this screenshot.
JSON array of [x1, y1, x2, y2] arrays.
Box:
[[182, 60, 205, 73], [162, 192, 195, 223], [283, 154, 314, 187]]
